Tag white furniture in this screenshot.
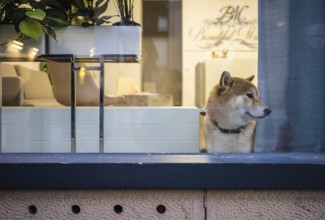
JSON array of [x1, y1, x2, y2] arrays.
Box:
[[1, 62, 60, 107], [2, 107, 200, 153]]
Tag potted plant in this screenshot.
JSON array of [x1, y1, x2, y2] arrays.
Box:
[[69, 0, 115, 26], [113, 0, 140, 26], [48, 0, 141, 56], [1, 0, 141, 56], [0, 0, 70, 52]]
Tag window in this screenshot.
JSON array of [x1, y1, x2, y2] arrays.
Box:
[[1, 0, 325, 190], [1, 0, 324, 154]]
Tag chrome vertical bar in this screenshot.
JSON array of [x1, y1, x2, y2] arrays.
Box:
[[71, 56, 77, 153], [0, 68, 2, 153], [99, 56, 104, 153], [0, 107, 2, 153]]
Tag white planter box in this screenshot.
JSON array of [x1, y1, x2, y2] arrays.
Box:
[[48, 26, 141, 56]]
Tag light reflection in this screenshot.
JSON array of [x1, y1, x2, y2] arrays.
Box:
[[79, 67, 86, 84], [11, 40, 24, 50], [30, 47, 39, 56], [89, 47, 95, 57]]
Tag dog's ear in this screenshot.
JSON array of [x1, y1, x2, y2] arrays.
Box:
[[219, 71, 232, 94], [246, 75, 255, 82]]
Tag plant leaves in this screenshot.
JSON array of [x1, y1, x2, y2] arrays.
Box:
[[19, 19, 42, 41], [15, 0, 28, 5], [95, 16, 113, 25], [12, 8, 25, 23], [81, 22, 91, 27], [14, 23, 20, 33], [25, 9, 46, 21], [45, 9, 69, 28], [45, 8, 67, 19], [95, 15, 116, 25], [29, 0, 45, 10], [45, 17, 69, 28], [95, 0, 106, 8], [94, 0, 108, 19], [0, 0, 7, 9], [41, 0, 71, 11], [71, 9, 90, 17], [100, 15, 117, 20], [72, 0, 86, 10], [42, 25, 57, 41]]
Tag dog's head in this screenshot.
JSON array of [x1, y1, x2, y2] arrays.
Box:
[[207, 71, 271, 124]]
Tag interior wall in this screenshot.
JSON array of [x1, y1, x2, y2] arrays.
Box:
[[182, 0, 258, 106], [142, 0, 182, 105]]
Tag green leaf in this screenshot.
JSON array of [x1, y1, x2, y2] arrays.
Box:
[[45, 8, 67, 19], [45, 17, 69, 28], [0, 0, 7, 9], [72, 0, 86, 10], [19, 19, 42, 41], [29, 1, 45, 10], [42, 26, 57, 41], [71, 9, 90, 17], [25, 9, 46, 21], [95, 0, 106, 8], [95, 15, 116, 25], [94, 0, 108, 19]]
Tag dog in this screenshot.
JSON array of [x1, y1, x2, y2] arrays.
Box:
[[204, 71, 271, 153]]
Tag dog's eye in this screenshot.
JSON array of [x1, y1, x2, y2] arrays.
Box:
[[246, 93, 254, 99]]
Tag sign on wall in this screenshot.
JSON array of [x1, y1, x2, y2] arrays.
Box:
[[183, 0, 258, 51]]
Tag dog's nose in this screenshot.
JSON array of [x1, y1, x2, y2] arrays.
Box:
[[264, 108, 271, 116]]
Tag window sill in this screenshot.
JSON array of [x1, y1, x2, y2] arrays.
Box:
[[0, 153, 324, 189]]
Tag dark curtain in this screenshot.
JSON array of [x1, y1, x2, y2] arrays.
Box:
[[255, 0, 325, 152]]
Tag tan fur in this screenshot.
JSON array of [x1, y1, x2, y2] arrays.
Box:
[[204, 71, 271, 153]]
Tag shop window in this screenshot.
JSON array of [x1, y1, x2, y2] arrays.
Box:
[[1, 0, 325, 154]]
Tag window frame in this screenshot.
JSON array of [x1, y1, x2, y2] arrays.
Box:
[[1, 1, 325, 191], [0, 153, 325, 189]]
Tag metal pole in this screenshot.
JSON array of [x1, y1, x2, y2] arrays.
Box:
[[0, 73, 2, 153], [99, 56, 104, 153], [71, 56, 77, 153]]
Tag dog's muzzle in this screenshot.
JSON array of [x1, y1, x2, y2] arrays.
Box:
[[246, 108, 271, 119]]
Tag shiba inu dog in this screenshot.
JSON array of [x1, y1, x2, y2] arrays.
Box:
[[204, 71, 271, 153]]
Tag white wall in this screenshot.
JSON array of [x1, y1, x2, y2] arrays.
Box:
[[182, 0, 258, 106]]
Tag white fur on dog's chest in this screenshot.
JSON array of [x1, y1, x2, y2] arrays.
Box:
[[204, 117, 255, 153]]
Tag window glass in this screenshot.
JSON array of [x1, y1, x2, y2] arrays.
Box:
[[1, 0, 324, 153]]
